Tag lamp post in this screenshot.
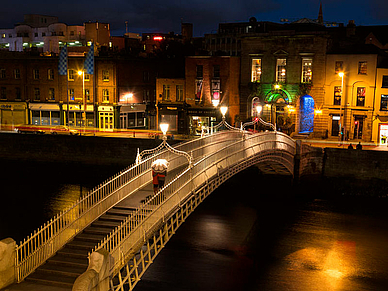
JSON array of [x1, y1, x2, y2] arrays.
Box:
[[136, 122, 192, 166], [78, 70, 86, 134], [220, 106, 228, 121], [338, 72, 344, 145]]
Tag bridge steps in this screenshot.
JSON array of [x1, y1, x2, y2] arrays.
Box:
[[25, 206, 136, 288]]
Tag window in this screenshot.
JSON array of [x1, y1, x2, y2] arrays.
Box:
[[176, 85, 184, 102], [103, 89, 109, 102], [334, 86, 342, 105], [382, 76, 388, 88], [276, 58, 287, 82], [380, 95, 388, 111], [356, 87, 366, 106], [14, 69, 20, 79], [251, 59, 262, 82], [0, 69, 5, 79], [196, 65, 203, 79], [301, 58, 313, 83], [358, 61, 367, 75], [335, 61, 343, 74], [48, 69, 54, 80], [70, 31, 75, 36], [143, 71, 150, 82], [103, 70, 109, 81], [85, 89, 90, 101], [33, 69, 39, 80], [68, 69, 75, 81], [15, 87, 21, 99], [162, 85, 170, 101], [34, 33, 38, 37], [84, 74, 90, 81], [48, 88, 55, 100], [42, 32, 45, 37], [9, 34, 12, 38], [34, 88, 40, 100], [69, 88, 74, 100], [213, 65, 220, 78], [143, 90, 150, 102], [1, 34, 5, 38], [1, 87, 6, 99]]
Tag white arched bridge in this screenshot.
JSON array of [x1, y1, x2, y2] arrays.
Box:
[[5, 129, 298, 291]]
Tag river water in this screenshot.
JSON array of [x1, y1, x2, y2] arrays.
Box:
[[1, 162, 388, 290]]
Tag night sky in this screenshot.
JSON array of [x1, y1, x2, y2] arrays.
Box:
[[1, 0, 387, 37]]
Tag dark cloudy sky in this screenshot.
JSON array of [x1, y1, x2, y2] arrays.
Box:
[[1, 0, 388, 36]]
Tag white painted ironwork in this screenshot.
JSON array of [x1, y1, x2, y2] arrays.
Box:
[[89, 131, 296, 290], [241, 117, 276, 131], [14, 132, 240, 282]]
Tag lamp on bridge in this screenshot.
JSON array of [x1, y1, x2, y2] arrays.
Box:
[[241, 104, 275, 132], [136, 122, 192, 166], [220, 106, 228, 120]]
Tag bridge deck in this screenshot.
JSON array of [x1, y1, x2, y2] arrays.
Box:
[[5, 170, 181, 290]]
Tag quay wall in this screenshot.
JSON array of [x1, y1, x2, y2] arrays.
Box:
[[0, 133, 180, 167]]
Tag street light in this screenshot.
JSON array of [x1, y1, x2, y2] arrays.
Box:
[[136, 122, 192, 166], [78, 70, 86, 133], [338, 72, 344, 145], [220, 106, 228, 120]]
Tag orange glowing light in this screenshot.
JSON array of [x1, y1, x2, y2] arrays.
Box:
[[153, 36, 163, 41]]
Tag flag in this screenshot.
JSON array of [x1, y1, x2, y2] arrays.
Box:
[[84, 43, 94, 75], [58, 44, 67, 76]]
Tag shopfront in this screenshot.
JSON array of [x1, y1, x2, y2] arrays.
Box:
[[0, 102, 27, 129], [120, 104, 146, 129], [158, 104, 186, 134], [30, 103, 60, 126], [379, 123, 388, 145], [187, 108, 218, 136], [98, 105, 115, 131], [62, 104, 95, 127]]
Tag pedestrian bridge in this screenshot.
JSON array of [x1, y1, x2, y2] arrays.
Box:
[[5, 129, 297, 290]]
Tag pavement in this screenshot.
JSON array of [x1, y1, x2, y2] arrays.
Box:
[[296, 138, 388, 151]]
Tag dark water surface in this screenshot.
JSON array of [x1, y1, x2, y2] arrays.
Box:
[[1, 161, 388, 291]]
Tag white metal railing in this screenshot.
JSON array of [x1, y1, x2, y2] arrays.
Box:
[[92, 131, 296, 279], [15, 131, 240, 282]]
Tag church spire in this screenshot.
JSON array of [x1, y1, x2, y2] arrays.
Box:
[[318, 2, 323, 24]]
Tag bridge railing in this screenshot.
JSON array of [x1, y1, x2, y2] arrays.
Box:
[[14, 131, 241, 282], [92, 131, 295, 277]]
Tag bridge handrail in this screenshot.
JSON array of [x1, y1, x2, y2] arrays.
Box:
[[92, 131, 295, 276], [14, 131, 241, 282]]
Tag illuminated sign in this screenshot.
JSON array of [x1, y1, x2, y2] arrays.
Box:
[[153, 36, 163, 41]]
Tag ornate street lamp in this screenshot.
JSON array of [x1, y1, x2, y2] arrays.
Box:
[[241, 104, 276, 131], [136, 123, 192, 166]]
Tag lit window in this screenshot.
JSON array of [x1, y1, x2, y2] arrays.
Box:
[[251, 59, 262, 82], [16, 87, 21, 99], [48, 88, 55, 100], [356, 87, 365, 106], [176, 85, 184, 102], [276, 58, 286, 82], [103, 70, 109, 81], [48, 69, 54, 80], [85, 89, 90, 101], [103, 89, 109, 102], [84, 74, 90, 81], [68, 69, 74, 81], [68, 88, 74, 100], [163, 85, 170, 101], [358, 62, 367, 75], [380, 95, 388, 111], [301, 58, 313, 83], [334, 86, 342, 105]]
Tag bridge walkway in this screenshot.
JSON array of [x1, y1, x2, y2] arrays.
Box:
[[5, 171, 180, 290]]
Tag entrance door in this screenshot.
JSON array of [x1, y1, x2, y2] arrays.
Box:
[[353, 116, 364, 139], [99, 112, 114, 131], [331, 115, 340, 137], [380, 124, 388, 145]]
